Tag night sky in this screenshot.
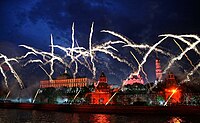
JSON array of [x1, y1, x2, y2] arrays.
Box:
[[0, 0, 200, 90]]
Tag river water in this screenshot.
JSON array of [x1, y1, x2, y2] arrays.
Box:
[[0, 109, 199, 123]]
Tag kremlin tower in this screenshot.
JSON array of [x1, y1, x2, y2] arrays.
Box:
[[95, 72, 110, 92], [90, 72, 112, 104], [155, 58, 163, 81], [98, 72, 107, 83]]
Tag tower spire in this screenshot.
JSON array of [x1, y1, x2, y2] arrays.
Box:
[[156, 51, 158, 58]]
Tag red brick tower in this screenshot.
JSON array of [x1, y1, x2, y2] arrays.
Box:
[[90, 72, 112, 104], [155, 58, 162, 81]]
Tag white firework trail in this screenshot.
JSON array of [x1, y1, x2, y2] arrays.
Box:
[[71, 89, 81, 104], [23, 58, 53, 81], [92, 41, 135, 70], [5, 90, 11, 100], [54, 39, 132, 79], [19, 34, 65, 80], [163, 35, 200, 73], [16, 24, 199, 92], [19, 45, 47, 61], [188, 62, 200, 76], [71, 22, 75, 52], [0, 66, 8, 87], [130, 51, 150, 84], [53, 43, 92, 76], [183, 62, 200, 82], [101, 30, 132, 44], [68, 22, 78, 77], [16, 52, 37, 59], [136, 37, 168, 75], [0, 53, 24, 89], [173, 39, 200, 76], [160, 34, 200, 55], [32, 89, 40, 103], [101, 31, 187, 95], [54, 22, 134, 78], [124, 44, 171, 56], [101, 30, 142, 54], [39, 65, 52, 80], [164, 87, 179, 106], [89, 22, 96, 78], [98, 33, 199, 93], [49, 34, 55, 77], [101, 30, 172, 56], [53, 45, 92, 74], [105, 91, 117, 106], [24, 59, 45, 66], [18, 23, 152, 82], [52, 23, 96, 77], [101, 30, 176, 79], [173, 39, 196, 68]]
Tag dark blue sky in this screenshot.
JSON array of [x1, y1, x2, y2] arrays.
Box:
[[0, 0, 200, 86]]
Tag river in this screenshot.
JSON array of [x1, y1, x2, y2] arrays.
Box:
[[0, 109, 199, 123]]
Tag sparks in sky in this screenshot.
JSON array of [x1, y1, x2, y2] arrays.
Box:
[[0, 23, 199, 93], [0, 53, 24, 89], [161, 34, 200, 74], [102, 31, 200, 83], [17, 22, 135, 83]]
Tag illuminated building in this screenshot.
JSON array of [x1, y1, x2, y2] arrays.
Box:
[[123, 72, 144, 85], [116, 83, 148, 105], [89, 72, 113, 104], [164, 72, 181, 104], [40, 72, 94, 88], [37, 58, 192, 106]]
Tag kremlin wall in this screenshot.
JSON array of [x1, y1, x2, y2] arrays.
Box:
[[36, 58, 200, 106]]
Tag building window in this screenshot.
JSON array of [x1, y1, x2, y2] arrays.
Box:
[[99, 98, 104, 104]]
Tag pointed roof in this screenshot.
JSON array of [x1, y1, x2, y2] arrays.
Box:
[[156, 57, 160, 61], [100, 72, 106, 77], [56, 68, 72, 79]]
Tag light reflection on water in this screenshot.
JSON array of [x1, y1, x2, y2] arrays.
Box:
[[168, 117, 186, 123], [0, 109, 198, 123]]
